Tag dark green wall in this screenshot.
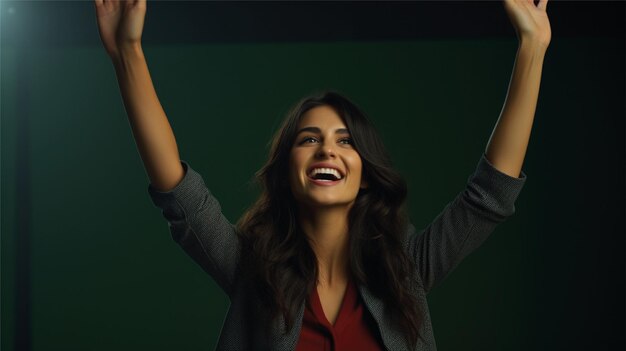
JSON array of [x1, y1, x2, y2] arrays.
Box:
[[2, 28, 624, 351]]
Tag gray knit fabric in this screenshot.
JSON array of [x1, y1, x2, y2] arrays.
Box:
[[147, 152, 527, 351]]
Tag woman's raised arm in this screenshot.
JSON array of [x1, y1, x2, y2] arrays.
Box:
[[484, 0, 551, 178], [95, 0, 184, 192]]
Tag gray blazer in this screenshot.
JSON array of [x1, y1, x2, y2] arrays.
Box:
[[147, 153, 527, 350]]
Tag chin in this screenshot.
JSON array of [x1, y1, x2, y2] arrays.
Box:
[[301, 196, 356, 209]]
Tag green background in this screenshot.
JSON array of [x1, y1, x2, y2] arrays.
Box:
[[2, 5, 624, 351]]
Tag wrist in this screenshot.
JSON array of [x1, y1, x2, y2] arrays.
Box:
[[519, 36, 549, 54], [111, 43, 144, 67]]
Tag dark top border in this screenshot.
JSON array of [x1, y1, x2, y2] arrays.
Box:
[[2, 1, 624, 48]]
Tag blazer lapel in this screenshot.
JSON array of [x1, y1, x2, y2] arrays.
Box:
[[268, 301, 305, 350], [358, 284, 410, 351], [266, 285, 410, 350]]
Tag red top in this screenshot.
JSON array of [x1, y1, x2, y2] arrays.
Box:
[[295, 278, 386, 351]]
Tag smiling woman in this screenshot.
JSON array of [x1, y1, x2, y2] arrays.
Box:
[[95, 0, 539, 350], [289, 105, 365, 207], [237, 92, 421, 349]]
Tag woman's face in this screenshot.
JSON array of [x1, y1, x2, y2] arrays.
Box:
[[288, 105, 366, 209]]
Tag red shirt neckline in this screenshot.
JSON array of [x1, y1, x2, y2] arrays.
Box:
[[296, 277, 386, 351], [308, 278, 359, 335]]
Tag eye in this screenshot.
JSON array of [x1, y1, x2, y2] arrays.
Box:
[[299, 136, 319, 144], [338, 138, 353, 145]]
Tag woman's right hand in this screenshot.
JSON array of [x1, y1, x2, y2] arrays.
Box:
[[94, 0, 146, 59]]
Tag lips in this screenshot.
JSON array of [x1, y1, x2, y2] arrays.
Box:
[[309, 168, 342, 181], [306, 163, 345, 186]]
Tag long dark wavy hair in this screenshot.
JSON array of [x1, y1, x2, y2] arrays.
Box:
[[236, 91, 423, 349]]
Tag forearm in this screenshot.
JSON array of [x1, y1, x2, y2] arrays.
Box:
[[485, 39, 547, 178], [113, 44, 184, 191]]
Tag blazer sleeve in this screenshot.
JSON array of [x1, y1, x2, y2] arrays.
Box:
[[146, 160, 240, 296], [407, 153, 527, 294]]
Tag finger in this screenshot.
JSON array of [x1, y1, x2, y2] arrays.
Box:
[[125, 0, 146, 11], [94, 0, 113, 15], [101, 0, 119, 12], [538, 0, 548, 11], [128, 0, 146, 8]]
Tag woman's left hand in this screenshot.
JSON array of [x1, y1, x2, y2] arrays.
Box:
[[503, 0, 551, 49]]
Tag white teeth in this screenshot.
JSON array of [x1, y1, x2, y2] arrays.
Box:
[[309, 167, 342, 180]]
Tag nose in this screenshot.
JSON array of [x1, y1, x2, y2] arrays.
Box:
[[315, 140, 336, 159]]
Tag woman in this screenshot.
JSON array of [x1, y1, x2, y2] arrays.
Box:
[[94, 0, 550, 350]]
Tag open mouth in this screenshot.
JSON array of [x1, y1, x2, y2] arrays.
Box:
[[308, 167, 343, 182]]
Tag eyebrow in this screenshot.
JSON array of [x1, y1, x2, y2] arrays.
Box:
[[295, 127, 350, 136]]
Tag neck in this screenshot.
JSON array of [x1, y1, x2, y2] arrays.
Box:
[[298, 205, 351, 288]]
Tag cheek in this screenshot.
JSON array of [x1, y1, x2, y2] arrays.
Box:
[[349, 155, 364, 183], [288, 153, 303, 184]]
